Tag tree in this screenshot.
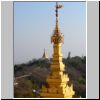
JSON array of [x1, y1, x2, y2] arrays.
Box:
[[14, 79, 35, 98]]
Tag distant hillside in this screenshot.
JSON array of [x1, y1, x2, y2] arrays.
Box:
[[14, 56, 86, 98]]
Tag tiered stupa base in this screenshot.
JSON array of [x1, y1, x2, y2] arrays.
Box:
[[40, 71, 75, 98]]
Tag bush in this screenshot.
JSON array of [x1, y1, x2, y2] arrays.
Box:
[[14, 79, 35, 98]]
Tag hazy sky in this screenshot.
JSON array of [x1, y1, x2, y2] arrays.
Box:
[[14, 2, 86, 64]]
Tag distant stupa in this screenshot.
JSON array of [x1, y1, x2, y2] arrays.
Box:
[[67, 51, 71, 60], [42, 48, 48, 59], [40, 2, 75, 98]]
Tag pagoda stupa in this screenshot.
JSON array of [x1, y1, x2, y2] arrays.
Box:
[[40, 2, 75, 98], [42, 48, 48, 59]]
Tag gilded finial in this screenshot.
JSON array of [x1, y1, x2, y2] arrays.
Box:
[[55, 2, 63, 34], [51, 2, 64, 44]]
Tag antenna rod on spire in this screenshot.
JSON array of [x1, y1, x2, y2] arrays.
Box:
[[55, 2, 63, 18], [56, 2, 58, 17], [54, 2, 63, 34]]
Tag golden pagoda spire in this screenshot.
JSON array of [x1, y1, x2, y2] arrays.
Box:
[[40, 2, 75, 98]]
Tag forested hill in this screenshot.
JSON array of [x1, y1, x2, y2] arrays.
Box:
[[14, 56, 86, 98]]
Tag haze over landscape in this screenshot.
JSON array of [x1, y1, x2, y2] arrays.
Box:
[[14, 2, 86, 64]]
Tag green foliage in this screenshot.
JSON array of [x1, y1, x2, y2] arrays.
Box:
[[78, 77, 86, 84], [33, 84, 39, 90], [14, 79, 35, 98], [14, 56, 86, 98], [14, 59, 50, 77]]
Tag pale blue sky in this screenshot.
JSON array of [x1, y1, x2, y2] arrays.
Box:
[[14, 2, 86, 64]]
